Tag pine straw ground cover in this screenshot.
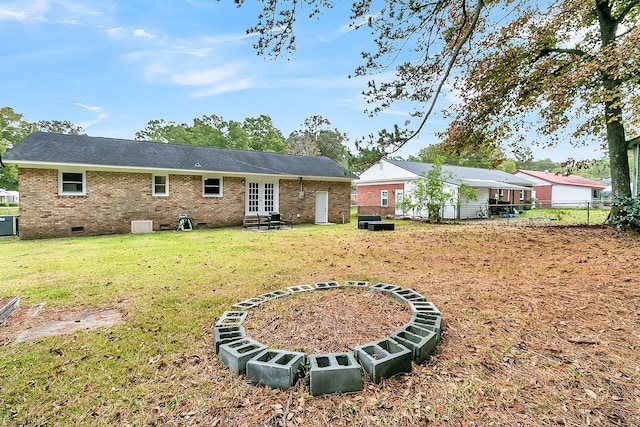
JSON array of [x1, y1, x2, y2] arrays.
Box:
[[1, 222, 639, 426]]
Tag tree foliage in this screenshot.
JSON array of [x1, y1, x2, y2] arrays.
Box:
[[400, 156, 456, 222], [286, 116, 350, 167], [410, 143, 506, 169], [135, 114, 287, 152], [236, 0, 640, 220], [1, 107, 86, 190]]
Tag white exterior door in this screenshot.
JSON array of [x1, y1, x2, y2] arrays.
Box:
[[394, 189, 404, 216], [315, 191, 328, 223], [246, 180, 279, 215]]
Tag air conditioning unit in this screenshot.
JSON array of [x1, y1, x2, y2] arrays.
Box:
[[131, 220, 153, 234]]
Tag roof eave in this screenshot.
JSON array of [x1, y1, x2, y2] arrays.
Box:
[[5, 160, 355, 181]]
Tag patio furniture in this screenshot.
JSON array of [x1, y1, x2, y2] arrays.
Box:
[[358, 215, 382, 229], [280, 213, 294, 229], [268, 213, 282, 229], [367, 221, 395, 231]]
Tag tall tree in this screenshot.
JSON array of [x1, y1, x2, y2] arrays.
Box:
[[286, 116, 350, 166], [442, 0, 639, 213], [237, 0, 640, 220], [242, 115, 287, 152]]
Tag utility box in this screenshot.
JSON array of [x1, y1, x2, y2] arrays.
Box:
[[131, 220, 153, 234], [0, 215, 18, 236]]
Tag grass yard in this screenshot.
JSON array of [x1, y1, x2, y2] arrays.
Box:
[[1, 221, 639, 426], [0, 206, 19, 215], [517, 207, 610, 225]]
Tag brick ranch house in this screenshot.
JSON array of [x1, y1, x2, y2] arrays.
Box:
[[3, 132, 356, 239]]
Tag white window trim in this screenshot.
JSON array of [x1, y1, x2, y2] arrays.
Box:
[[153, 174, 169, 197], [519, 190, 525, 200], [202, 176, 223, 197], [58, 170, 86, 196], [381, 190, 388, 207]]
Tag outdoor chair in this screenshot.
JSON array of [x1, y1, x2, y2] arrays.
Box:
[[280, 213, 294, 229]]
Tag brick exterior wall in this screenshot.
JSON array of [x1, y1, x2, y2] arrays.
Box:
[[17, 168, 351, 239], [356, 183, 404, 217], [279, 179, 352, 225]]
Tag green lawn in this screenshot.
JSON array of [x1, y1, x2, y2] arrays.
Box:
[[0, 206, 19, 215]]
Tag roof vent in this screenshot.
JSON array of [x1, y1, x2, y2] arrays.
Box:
[[195, 162, 201, 168]]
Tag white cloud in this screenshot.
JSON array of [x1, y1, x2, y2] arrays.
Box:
[[106, 26, 124, 37], [74, 102, 101, 111], [191, 78, 255, 97], [133, 28, 156, 39], [74, 102, 107, 129], [0, 0, 47, 21], [0, 0, 105, 23], [78, 113, 108, 130]]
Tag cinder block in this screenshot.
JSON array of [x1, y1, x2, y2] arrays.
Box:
[[215, 310, 248, 327], [0, 296, 19, 325], [354, 337, 412, 383], [343, 281, 369, 288], [410, 312, 442, 342], [369, 282, 402, 294], [218, 338, 267, 375], [391, 324, 438, 363], [313, 281, 340, 290], [409, 301, 441, 316], [213, 325, 246, 354], [259, 289, 290, 300], [309, 352, 363, 396], [232, 297, 267, 310], [287, 284, 315, 293], [392, 288, 427, 303], [246, 349, 306, 391]]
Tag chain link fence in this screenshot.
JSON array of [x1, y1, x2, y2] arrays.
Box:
[[357, 201, 611, 226]]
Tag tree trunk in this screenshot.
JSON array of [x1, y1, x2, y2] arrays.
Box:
[[597, 0, 632, 218]]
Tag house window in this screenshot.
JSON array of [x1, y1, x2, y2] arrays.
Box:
[[519, 190, 525, 200], [203, 177, 222, 197], [381, 190, 388, 207], [59, 171, 85, 195], [498, 189, 504, 198], [153, 175, 168, 196]]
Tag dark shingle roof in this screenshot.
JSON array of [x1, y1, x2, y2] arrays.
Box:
[[4, 132, 355, 180]]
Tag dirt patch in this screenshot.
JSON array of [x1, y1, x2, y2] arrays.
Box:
[[245, 289, 413, 354], [0, 304, 125, 345]]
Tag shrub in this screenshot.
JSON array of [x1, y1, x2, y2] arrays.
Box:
[[609, 196, 640, 229]]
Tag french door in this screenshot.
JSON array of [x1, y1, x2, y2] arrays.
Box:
[[246, 180, 279, 215]]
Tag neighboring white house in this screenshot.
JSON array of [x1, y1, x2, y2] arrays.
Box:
[[0, 189, 19, 203], [356, 159, 536, 219], [512, 170, 607, 208]]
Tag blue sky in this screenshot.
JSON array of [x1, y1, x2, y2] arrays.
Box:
[[1, 0, 605, 162]]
